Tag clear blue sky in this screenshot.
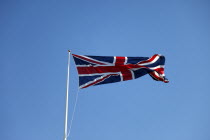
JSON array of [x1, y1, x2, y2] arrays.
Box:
[[1, 0, 210, 140]]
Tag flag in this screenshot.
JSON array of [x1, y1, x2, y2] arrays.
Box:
[[72, 54, 169, 89]]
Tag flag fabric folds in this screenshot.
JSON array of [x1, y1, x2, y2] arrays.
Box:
[[72, 54, 169, 89]]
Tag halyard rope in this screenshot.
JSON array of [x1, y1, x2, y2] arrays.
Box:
[[67, 88, 80, 138]]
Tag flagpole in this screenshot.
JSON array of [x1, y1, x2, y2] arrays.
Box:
[[64, 50, 71, 140]]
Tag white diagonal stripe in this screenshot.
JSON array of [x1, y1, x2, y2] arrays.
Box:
[[79, 72, 121, 77], [140, 55, 160, 66], [75, 55, 112, 65]]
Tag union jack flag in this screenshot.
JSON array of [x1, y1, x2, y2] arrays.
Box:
[[72, 54, 169, 89]]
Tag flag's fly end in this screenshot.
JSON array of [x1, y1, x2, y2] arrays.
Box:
[[164, 78, 169, 83]]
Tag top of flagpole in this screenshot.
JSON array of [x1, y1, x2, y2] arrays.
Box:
[[68, 50, 71, 53]]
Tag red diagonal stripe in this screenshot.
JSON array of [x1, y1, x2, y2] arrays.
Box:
[[137, 54, 159, 64], [72, 54, 107, 65], [81, 74, 118, 88], [154, 68, 164, 75]]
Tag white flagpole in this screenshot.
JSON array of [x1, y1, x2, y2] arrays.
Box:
[[64, 50, 71, 140]]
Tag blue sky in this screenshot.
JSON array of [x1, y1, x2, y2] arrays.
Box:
[[1, 0, 210, 140]]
